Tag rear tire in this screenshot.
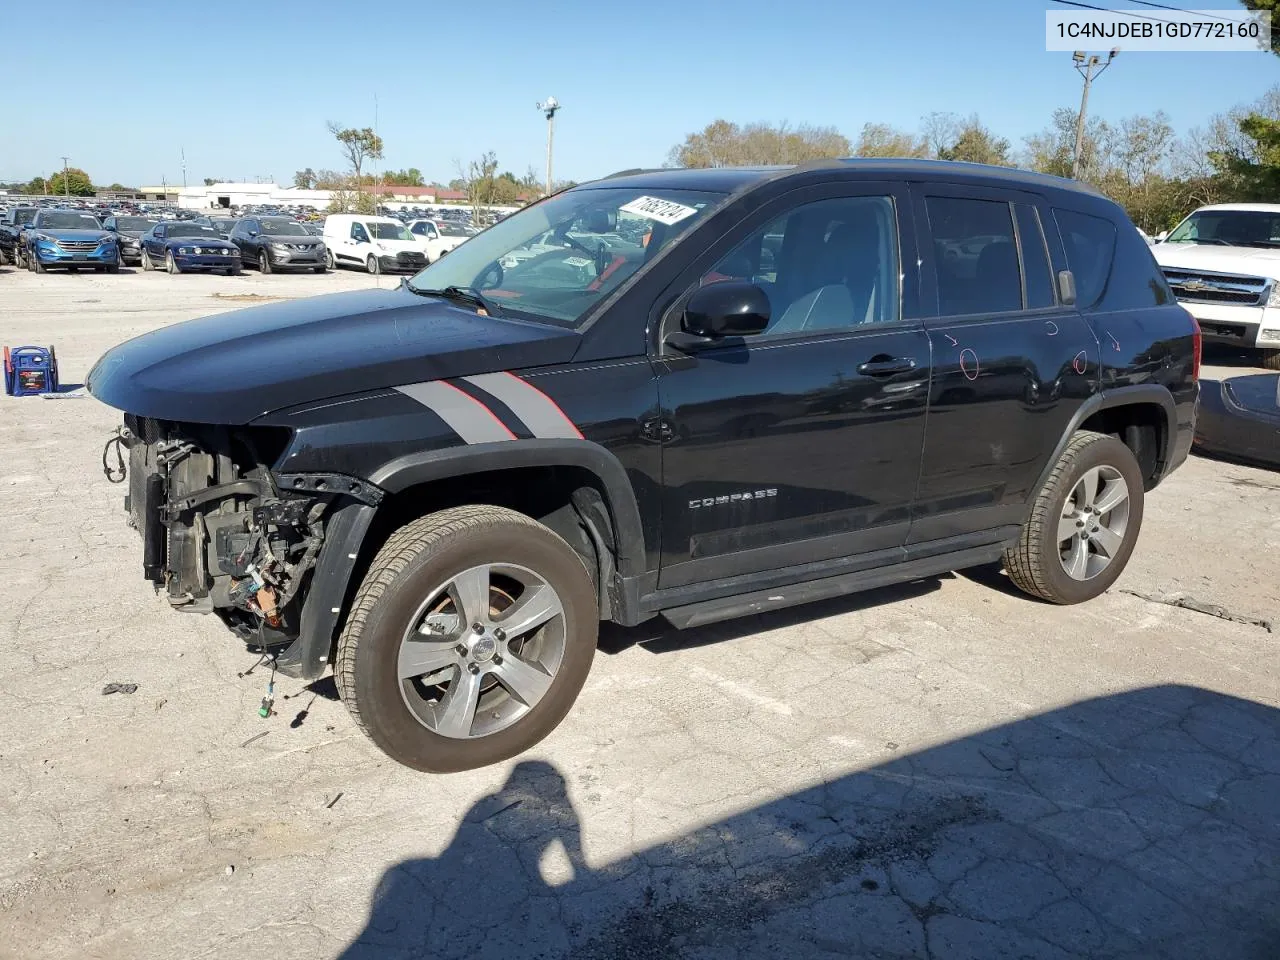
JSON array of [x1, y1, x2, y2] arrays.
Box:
[[366, 255, 381, 275], [1004, 430, 1145, 604], [1261, 349, 1280, 371], [336, 505, 598, 773]]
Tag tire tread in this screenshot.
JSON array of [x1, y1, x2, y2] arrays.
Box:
[[1004, 429, 1109, 603]]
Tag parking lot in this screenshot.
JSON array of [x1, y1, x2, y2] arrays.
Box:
[[1, 264, 1278, 959]]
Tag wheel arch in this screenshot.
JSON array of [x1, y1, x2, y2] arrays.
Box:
[[278, 440, 645, 680], [1030, 386, 1178, 508]]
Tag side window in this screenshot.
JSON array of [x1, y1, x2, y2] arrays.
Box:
[[926, 196, 1021, 315], [1053, 209, 1116, 309], [411, 222, 427, 236], [699, 195, 900, 335], [1014, 203, 1056, 310], [351, 223, 369, 243]]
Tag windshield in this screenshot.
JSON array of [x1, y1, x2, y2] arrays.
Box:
[[40, 212, 102, 230], [117, 217, 156, 231], [371, 221, 413, 241], [213, 219, 236, 230], [408, 187, 725, 326], [1165, 210, 1280, 248], [439, 222, 470, 237], [168, 224, 221, 238], [261, 218, 308, 236]]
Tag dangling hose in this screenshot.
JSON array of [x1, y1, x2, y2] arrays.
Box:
[[102, 433, 127, 483]]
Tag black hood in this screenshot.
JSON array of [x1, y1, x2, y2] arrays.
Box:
[[88, 286, 581, 424]]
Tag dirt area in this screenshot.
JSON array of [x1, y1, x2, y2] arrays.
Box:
[[1, 265, 1276, 959]]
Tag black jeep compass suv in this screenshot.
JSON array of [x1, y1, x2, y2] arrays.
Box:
[[88, 160, 1200, 772]]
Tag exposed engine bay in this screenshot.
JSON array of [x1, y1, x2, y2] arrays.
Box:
[[112, 415, 327, 648]]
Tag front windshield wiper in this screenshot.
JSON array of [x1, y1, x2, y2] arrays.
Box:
[[409, 284, 506, 318]]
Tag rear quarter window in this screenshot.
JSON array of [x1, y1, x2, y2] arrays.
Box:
[[1052, 209, 1115, 309]]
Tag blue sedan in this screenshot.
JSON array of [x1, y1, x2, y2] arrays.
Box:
[[140, 222, 242, 275]]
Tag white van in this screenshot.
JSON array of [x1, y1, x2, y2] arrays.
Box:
[[322, 214, 428, 275]]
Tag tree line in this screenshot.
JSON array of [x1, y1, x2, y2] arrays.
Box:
[[667, 86, 1280, 234]]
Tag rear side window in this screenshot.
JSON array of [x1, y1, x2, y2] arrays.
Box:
[[926, 197, 1021, 315], [1013, 203, 1055, 309], [1053, 209, 1115, 309]]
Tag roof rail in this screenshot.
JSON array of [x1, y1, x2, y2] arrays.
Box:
[[601, 167, 669, 179]]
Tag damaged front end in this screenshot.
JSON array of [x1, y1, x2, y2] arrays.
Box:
[[108, 415, 380, 665]]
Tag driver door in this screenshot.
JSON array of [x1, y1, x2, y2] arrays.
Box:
[[653, 182, 932, 589]]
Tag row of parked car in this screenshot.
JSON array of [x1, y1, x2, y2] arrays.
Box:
[[0, 207, 477, 276]]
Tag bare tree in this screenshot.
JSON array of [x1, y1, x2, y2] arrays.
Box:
[[457, 151, 500, 224], [920, 112, 961, 160]]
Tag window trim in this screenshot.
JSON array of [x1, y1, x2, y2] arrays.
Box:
[[1011, 202, 1058, 310], [652, 181, 918, 358]]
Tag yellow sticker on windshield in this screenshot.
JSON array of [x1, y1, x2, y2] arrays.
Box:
[[619, 196, 699, 226]]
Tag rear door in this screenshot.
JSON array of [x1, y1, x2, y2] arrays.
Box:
[[654, 181, 932, 589], [907, 184, 1099, 549]]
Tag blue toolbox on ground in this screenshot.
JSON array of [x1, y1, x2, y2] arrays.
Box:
[[3, 345, 59, 396]]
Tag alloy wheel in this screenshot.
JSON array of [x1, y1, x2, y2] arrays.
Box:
[[396, 563, 566, 739], [1057, 465, 1130, 581]]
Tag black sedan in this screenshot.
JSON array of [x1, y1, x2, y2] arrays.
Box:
[[102, 215, 158, 266], [139, 222, 242, 275], [229, 216, 327, 274], [1195, 375, 1280, 470]]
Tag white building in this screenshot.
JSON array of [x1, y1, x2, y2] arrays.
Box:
[[176, 182, 333, 210]]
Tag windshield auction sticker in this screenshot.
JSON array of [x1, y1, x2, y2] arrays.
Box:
[[620, 196, 699, 226], [1046, 8, 1270, 52]]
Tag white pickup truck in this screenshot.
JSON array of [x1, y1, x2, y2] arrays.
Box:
[[1151, 203, 1280, 370], [406, 219, 473, 262]]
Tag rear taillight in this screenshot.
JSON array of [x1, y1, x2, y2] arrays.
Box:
[[1191, 315, 1202, 380]]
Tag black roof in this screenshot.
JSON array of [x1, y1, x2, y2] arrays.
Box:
[[588, 159, 1102, 199]]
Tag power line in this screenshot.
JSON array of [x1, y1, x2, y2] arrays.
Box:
[[1120, 0, 1244, 25], [1050, 0, 1239, 26]]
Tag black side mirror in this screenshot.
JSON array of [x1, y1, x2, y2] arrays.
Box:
[[680, 281, 771, 341], [105, 224, 117, 231]]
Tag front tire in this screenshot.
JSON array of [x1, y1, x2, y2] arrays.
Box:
[[141, 249, 153, 271], [336, 505, 598, 773], [326, 249, 336, 270], [258, 249, 272, 274], [165, 251, 179, 275], [1004, 430, 1145, 604], [366, 254, 381, 275], [1261, 349, 1280, 371], [31, 253, 45, 273]]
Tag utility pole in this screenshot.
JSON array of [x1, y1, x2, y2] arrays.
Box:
[[1071, 49, 1118, 180], [536, 97, 560, 197], [181, 147, 187, 188], [60, 156, 70, 199]]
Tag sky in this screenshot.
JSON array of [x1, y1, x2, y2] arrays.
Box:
[[6, 0, 1277, 189]]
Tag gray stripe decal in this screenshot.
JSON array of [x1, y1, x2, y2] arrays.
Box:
[[395, 381, 513, 444], [463, 372, 581, 439]]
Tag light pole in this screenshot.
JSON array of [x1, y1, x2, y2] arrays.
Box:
[[536, 97, 560, 197], [60, 156, 70, 199], [1071, 48, 1117, 181]]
